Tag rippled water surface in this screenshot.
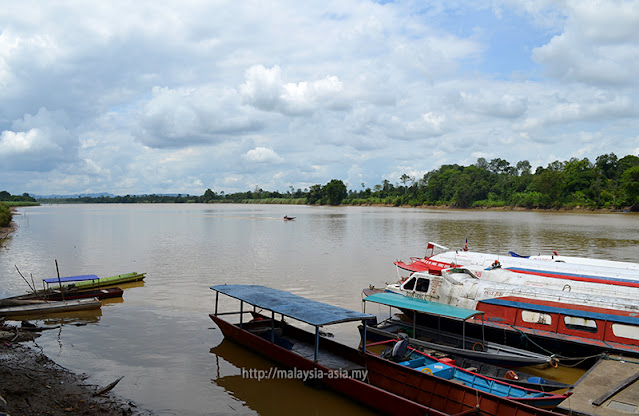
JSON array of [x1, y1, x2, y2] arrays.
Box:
[[1, 204, 637, 415]]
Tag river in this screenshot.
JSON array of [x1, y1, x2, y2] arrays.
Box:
[[1, 204, 637, 415]]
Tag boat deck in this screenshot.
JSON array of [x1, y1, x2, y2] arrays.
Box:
[[556, 355, 639, 416], [248, 323, 367, 378], [290, 339, 366, 375]]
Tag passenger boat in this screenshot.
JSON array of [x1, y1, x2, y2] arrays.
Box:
[[42, 272, 146, 290], [0, 297, 101, 317], [368, 337, 568, 408], [362, 292, 555, 368], [395, 242, 639, 289], [210, 284, 562, 416], [384, 266, 639, 359]]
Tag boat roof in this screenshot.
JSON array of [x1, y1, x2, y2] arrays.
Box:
[[364, 292, 484, 321], [43, 274, 100, 284], [210, 284, 375, 327]]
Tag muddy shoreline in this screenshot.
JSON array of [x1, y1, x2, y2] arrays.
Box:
[[0, 327, 149, 415]]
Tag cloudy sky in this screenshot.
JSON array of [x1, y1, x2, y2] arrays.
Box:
[[1, 1, 638, 196]]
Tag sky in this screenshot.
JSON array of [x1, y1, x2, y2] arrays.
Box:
[[1, 0, 639, 196]]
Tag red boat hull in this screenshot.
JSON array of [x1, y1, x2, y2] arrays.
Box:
[[210, 314, 560, 416]]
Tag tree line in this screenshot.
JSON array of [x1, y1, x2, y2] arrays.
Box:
[[347, 153, 639, 210], [8, 152, 639, 211]]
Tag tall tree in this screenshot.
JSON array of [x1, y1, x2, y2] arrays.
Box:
[[306, 184, 323, 205], [323, 179, 347, 205]]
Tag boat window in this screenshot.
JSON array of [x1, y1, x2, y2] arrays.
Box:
[[521, 311, 552, 325], [415, 278, 430, 293], [403, 277, 416, 291], [612, 323, 639, 341], [563, 316, 598, 333]]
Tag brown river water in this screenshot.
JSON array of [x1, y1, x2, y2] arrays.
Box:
[[1, 204, 637, 415]]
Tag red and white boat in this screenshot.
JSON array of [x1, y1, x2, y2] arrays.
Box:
[[395, 242, 639, 289], [509, 251, 639, 271], [385, 265, 639, 359]]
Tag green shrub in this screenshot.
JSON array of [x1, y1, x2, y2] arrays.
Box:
[[0, 203, 11, 228]]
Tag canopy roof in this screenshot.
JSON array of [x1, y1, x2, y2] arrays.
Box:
[[43, 274, 100, 284], [364, 292, 483, 321], [211, 284, 375, 327]]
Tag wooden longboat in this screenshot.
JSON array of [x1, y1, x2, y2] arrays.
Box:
[[367, 338, 568, 409], [42, 272, 145, 290], [0, 297, 101, 317], [365, 336, 571, 392], [210, 284, 562, 416], [10, 287, 123, 302]]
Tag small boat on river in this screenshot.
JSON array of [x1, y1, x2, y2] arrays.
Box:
[[42, 272, 146, 290], [210, 284, 562, 416], [9, 287, 123, 302], [0, 297, 101, 317], [283, 215, 296, 221], [370, 336, 569, 409], [362, 292, 556, 368]]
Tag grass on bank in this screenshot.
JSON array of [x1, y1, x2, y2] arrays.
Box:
[[2, 201, 40, 207]]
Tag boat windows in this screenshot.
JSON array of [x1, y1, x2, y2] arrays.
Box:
[[403, 277, 416, 291], [521, 311, 552, 325], [612, 323, 639, 341], [415, 279, 430, 293], [563, 316, 598, 333]]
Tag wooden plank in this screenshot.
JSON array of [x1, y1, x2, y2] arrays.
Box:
[[593, 370, 639, 406]]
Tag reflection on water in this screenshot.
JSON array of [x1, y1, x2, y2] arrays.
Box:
[[0, 204, 637, 415], [39, 308, 102, 326], [210, 339, 377, 416]]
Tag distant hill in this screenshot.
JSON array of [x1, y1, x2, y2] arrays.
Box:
[[33, 193, 183, 200]]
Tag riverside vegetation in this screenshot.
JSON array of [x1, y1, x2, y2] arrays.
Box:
[[13, 152, 639, 211]]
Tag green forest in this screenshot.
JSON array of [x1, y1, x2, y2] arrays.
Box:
[[6, 152, 639, 211]]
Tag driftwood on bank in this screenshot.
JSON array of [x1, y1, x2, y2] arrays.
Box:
[[93, 376, 124, 396]]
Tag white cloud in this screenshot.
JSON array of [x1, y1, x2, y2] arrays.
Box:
[[240, 65, 346, 115], [243, 147, 283, 163], [135, 86, 264, 149], [533, 0, 639, 86], [0, 108, 78, 171]]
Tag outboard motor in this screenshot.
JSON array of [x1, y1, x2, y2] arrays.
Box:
[[391, 333, 409, 362]]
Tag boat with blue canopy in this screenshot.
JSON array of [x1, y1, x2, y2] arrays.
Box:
[[209, 284, 561, 416], [42, 272, 145, 290], [362, 292, 554, 367]]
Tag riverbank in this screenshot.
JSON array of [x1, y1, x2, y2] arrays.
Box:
[[0, 222, 17, 240], [1, 219, 149, 415], [0, 323, 150, 415]]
